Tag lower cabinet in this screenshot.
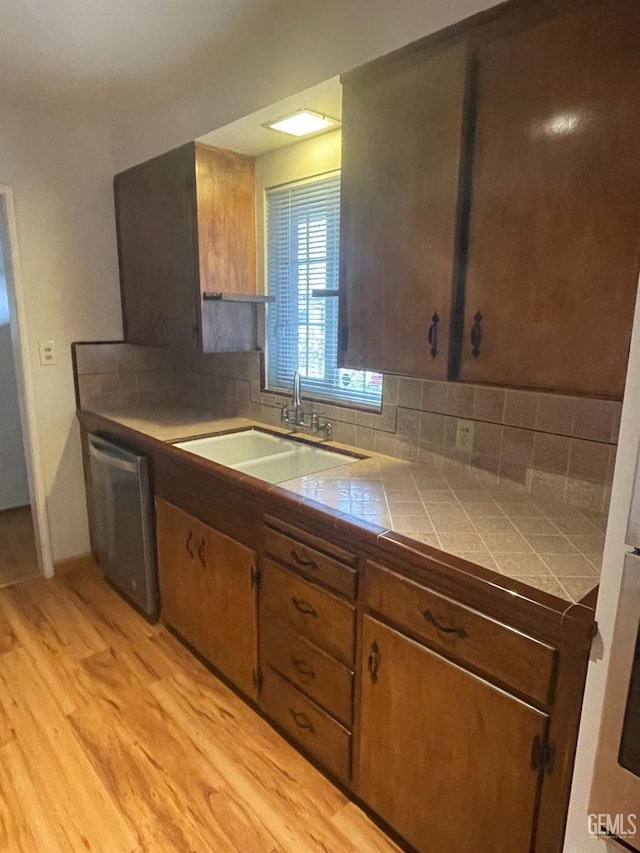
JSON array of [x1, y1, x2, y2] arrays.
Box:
[[151, 498, 585, 853], [357, 615, 549, 853], [155, 498, 258, 699], [259, 518, 358, 784]]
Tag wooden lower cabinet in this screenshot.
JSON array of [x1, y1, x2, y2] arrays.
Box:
[[149, 491, 585, 853], [356, 616, 549, 853], [260, 524, 358, 783], [155, 498, 258, 699]]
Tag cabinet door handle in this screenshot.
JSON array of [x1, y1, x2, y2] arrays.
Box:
[[186, 531, 195, 558], [367, 640, 380, 683], [291, 657, 316, 679], [427, 311, 440, 358], [471, 311, 483, 359], [290, 709, 315, 733], [197, 537, 206, 568], [421, 609, 468, 640], [290, 549, 317, 570], [290, 597, 318, 618]]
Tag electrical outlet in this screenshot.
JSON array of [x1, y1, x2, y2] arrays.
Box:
[[38, 340, 56, 366], [456, 419, 475, 452]]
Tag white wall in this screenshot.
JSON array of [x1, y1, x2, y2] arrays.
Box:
[[108, 0, 498, 172], [0, 103, 122, 562], [0, 238, 29, 510]]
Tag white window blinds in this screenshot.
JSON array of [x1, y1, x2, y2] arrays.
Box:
[[265, 172, 383, 408]]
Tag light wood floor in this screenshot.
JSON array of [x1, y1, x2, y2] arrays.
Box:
[[0, 567, 400, 853], [0, 507, 40, 589]]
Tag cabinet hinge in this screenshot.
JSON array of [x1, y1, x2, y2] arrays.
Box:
[[531, 735, 555, 774], [339, 325, 349, 351], [252, 668, 263, 692], [251, 565, 261, 589]]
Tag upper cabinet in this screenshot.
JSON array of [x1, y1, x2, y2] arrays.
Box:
[[339, 43, 468, 379], [459, 1, 640, 397], [114, 142, 259, 352], [195, 146, 256, 298], [339, 0, 640, 398]]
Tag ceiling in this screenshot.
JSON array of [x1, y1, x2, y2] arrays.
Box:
[[197, 77, 342, 157], [0, 0, 281, 119]]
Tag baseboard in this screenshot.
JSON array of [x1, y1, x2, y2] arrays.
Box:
[[53, 553, 97, 576], [0, 504, 30, 516]]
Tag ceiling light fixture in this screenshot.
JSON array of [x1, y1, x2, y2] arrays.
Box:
[[264, 109, 340, 138]]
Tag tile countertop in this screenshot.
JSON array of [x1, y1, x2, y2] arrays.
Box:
[[86, 405, 605, 605]]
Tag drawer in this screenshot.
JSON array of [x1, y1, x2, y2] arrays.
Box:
[[262, 560, 356, 665], [264, 524, 357, 599], [365, 562, 557, 705], [261, 666, 351, 782], [261, 617, 354, 726]]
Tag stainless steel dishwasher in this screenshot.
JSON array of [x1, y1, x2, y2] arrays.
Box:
[[88, 433, 159, 619]]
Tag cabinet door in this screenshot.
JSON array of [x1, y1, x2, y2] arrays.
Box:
[[195, 144, 256, 296], [339, 43, 468, 378], [357, 616, 548, 853], [156, 498, 203, 645], [196, 519, 258, 698], [114, 143, 201, 350], [459, 1, 640, 397], [155, 498, 258, 698]]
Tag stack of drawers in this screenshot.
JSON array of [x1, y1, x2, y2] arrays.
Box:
[[259, 517, 358, 782]]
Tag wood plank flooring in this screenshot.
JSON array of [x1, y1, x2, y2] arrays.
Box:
[[0, 567, 400, 853], [0, 507, 40, 588]]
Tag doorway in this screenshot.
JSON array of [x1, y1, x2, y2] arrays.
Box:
[[0, 187, 53, 585]]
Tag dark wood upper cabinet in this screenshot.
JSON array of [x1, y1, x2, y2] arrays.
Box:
[[356, 615, 548, 853], [339, 43, 468, 379], [340, 0, 640, 398], [458, 0, 640, 397], [114, 142, 257, 351]]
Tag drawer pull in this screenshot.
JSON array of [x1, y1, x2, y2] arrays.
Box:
[[290, 709, 315, 733], [197, 537, 206, 569], [422, 609, 469, 640], [291, 657, 316, 680], [367, 640, 380, 683], [186, 531, 195, 558], [291, 597, 318, 618], [290, 549, 317, 570]]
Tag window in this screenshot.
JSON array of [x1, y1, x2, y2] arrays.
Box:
[[265, 172, 382, 408]]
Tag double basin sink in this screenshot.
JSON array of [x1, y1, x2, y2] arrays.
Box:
[[174, 428, 360, 484]]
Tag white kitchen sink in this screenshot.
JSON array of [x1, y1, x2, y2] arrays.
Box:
[[174, 428, 359, 484], [174, 429, 291, 466]]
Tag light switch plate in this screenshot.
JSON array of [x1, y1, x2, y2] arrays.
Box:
[[456, 419, 475, 452], [38, 340, 56, 366]]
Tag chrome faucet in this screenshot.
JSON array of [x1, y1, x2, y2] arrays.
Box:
[[292, 369, 302, 413], [280, 369, 333, 438]]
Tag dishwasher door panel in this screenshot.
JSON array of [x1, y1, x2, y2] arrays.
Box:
[[88, 435, 158, 618]]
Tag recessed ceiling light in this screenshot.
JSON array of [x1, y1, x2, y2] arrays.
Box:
[[264, 109, 340, 138]]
